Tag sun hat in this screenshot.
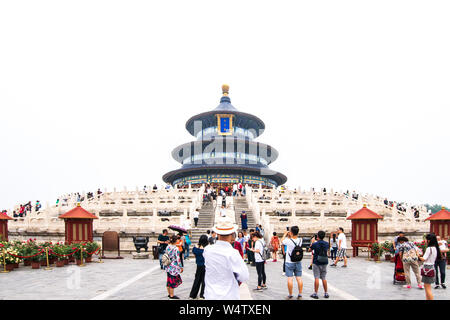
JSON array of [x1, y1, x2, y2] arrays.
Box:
[[212, 216, 238, 235]]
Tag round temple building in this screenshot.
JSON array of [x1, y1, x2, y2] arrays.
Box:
[[163, 85, 287, 188]]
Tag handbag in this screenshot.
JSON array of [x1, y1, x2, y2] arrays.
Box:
[[421, 264, 435, 277]]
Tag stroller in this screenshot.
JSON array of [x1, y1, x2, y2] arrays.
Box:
[[393, 253, 406, 285]]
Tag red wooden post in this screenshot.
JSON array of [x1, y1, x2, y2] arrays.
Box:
[[0, 213, 13, 241]]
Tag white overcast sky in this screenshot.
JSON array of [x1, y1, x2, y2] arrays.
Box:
[[1, 1, 449, 210]]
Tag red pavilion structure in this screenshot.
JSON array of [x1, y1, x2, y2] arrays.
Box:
[[425, 206, 450, 239], [59, 204, 98, 244], [347, 204, 383, 257], [0, 212, 13, 241]]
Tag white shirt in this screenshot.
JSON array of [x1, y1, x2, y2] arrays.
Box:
[[338, 233, 347, 249], [423, 247, 437, 265], [233, 184, 238, 191], [282, 237, 303, 263], [203, 240, 250, 300], [193, 211, 199, 219], [254, 239, 265, 263], [220, 207, 227, 217], [438, 240, 447, 253]]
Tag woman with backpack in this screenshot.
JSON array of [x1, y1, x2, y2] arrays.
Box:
[[165, 235, 183, 299], [249, 232, 267, 291], [189, 235, 208, 299], [398, 236, 423, 289], [419, 233, 442, 300]]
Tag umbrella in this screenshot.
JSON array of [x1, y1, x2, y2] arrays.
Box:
[[168, 225, 188, 234]]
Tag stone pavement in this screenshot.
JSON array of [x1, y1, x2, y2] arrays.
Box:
[[1, 255, 449, 300]]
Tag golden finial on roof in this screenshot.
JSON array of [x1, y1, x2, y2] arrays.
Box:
[[76, 202, 81, 207], [222, 84, 229, 96], [442, 206, 446, 210], [363, 204, 367, 208]]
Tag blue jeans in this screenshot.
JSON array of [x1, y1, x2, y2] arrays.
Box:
[[185, 245, 190, 258], [285, 262, 302, 277]]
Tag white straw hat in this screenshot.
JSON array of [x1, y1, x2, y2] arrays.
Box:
[[212, 216, 238, 235]]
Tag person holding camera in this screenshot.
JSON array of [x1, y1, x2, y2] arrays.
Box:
[[157, 229, 170, 270]]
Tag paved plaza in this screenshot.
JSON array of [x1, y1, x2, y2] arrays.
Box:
[[1, 253, 449, 300]]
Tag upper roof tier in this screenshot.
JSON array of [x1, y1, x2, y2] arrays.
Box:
[[185, 85, 266, 138]]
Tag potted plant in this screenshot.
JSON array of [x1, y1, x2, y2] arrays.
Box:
[[52, 243, 67, 267], [3, 247, 21, 271], [72, 243, 87, 265], [370, 242, 384, 261], [85, 242, 100, 263], [382, 241, 394, 261], [30, 247, 44, 269]]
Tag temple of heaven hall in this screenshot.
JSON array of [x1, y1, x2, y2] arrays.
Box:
[[162, 85, 287, 188]]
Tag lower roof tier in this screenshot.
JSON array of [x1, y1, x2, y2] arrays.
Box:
[[162, 164, 287, 187]]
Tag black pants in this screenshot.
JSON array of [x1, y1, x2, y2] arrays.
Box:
[[194, 218, 198, 227], [189, 265, 205, 298], [435, 259, 446, 285], [255, 262, 266, 287], [283, 253, 286, 272], [180, 252, 184, 268]]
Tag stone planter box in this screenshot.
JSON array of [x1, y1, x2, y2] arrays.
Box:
[[31, 262, 40, 269], [24, 260, 31, 266]]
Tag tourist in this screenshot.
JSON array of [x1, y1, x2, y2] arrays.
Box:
[[308, 234, 317, 270], [281, 233, 287, 275], [176, 233, 185, 267], [232, 232, 244, 258], [270, 232, 280, 262], [281, 226, 304, 299], [247, 228, 256, 266], [310, 230, 329, 299], [419, 233, 441, 300], [397, 236, 423, 289], [157, 229, 170, 270], [184, 233, 192, 259], [165, 235, 183, 299], [435, 236, 448, 289], [329, 233, 338, 263], [203, 217, 249, 300], [220, 204, 227, 217], [189, 235, 208, 299], [249, 232, 268, 291], [393, 231, 405, 254], [206, 230, 211, 240], [240, 211, 248, 230], [236, 231, 245, 249], [330, 228, 347, 268], [208, 231, 217, 245], [233, 184, 238, 197], [193, 209, 199, 228], [153, 184, 158, 191]]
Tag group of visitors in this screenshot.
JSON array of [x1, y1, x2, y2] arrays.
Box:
[[10, 200, 41, 218], [394, 231, 448, 300]]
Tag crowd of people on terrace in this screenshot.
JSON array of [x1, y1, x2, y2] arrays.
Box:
[[157, 216, 448, 300]]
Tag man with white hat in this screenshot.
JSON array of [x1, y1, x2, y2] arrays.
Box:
[[203, 216, 249, 300]]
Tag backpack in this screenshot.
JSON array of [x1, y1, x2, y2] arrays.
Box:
[[290, 238, 303, 262], [401, 244, 418, 263], [161, 252, 172, 267], [316, 243, 328, 264], [257, 240, 270, 261]]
